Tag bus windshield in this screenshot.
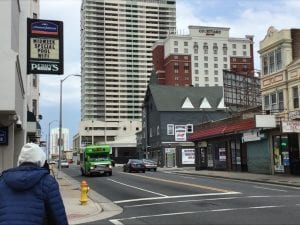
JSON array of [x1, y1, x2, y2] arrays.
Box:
[[88, 153, 109, 161]]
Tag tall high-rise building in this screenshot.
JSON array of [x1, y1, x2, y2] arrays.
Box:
[[50, 128, 69, 158], [78, 0, 176, 156]]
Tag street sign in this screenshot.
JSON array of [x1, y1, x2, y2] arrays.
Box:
[[27, 18, 64, 74]]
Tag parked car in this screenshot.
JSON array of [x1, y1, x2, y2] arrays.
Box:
[[58, 160, 69, 168], [123, 159, 146, 173], [142, 159, 157, 171]]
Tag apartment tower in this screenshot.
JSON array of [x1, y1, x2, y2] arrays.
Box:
[[79, 0, 176, 156]]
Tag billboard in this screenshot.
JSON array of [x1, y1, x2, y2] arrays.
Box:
[[27, 18, 63, 74]]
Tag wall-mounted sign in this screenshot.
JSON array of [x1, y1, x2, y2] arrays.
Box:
[[175, 125, 186, 142], [27, 18, 63, 74], [0, 127, 8, 145], [282, 120, 300, 133], [182, 149, 195, 164], [198, 29, 221, 36]]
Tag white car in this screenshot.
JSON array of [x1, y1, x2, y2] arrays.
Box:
[[58, 160, 69, 168]]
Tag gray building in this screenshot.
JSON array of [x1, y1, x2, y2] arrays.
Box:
[[141, 84, 229, 167]]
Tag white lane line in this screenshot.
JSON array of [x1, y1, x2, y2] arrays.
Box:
[[109, 204, 290, 224], [108, 178, 167, 197], [114, 191, 240, 204], [253, 185, 288, 192], [110, 219, 124, 225]]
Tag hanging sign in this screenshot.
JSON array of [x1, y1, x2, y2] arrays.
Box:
[[27, 18, 63, 74]]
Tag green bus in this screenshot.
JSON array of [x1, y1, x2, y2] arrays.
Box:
[[80, 145, 112, 176]]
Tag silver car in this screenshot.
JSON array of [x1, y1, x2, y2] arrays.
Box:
[[142, 159, 157, 171]]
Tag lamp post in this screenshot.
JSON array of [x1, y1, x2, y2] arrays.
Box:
[[48, 120, 58, 161], [58, 74, 81, 177]]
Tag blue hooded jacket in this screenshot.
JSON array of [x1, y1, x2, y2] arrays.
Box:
[[0, 165, 68, 225]]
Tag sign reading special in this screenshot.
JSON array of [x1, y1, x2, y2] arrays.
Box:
[[27, 18, 63, 74]]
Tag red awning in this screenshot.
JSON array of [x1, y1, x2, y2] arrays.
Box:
[[189, 118, 256, 141]]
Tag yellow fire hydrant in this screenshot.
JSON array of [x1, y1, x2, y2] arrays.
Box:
[[80, 180, 89, 205]]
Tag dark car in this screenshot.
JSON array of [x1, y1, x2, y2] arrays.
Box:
[[123, 159, 146, 173], [142, 159, 157, 171]]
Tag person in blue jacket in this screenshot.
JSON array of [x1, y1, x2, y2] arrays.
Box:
[[0, 143, 68, 225]]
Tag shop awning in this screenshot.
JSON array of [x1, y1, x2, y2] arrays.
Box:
[[189, 118, 256, 141]]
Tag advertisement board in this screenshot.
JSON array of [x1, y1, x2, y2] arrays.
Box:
[[27, 18, 63, 74], [182, 149, 195, 164], [175, 125, 186, 142]]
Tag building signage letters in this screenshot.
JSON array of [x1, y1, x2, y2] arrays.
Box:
[[282, 120, 300, 133], [0, 127, 8, 145], [199, 29, 221, 36], [27, 18, 63, 74]]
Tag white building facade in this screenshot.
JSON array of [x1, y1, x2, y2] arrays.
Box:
[[50, 128, 69, 158], [0, 0, 41, 171], [79, 0, 176, 154], [161, 26, 254, 87]]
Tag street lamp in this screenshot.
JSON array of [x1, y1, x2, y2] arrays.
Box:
[[48, 120, 58, 161], [58, 74, 81, 177]]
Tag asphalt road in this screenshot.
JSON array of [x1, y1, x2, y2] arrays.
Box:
[[64, 165, 300, 225]]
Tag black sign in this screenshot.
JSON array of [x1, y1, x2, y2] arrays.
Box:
[[0, 127, 8, 145], [27, 18, 64, 74]]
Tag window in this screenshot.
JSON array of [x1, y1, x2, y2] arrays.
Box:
[[205, 77, 209, 81], [233, 51, 236, 56], [184, 48, 188, 54], [275, 48, 282, 70], [224, 64, 227, 69], [278, 91, 284, 112], [205, 70, 208, 75], [195, 70, 199, 74], [174, 55, 178, 59], [194, 48, 198, 54], [232, 44, 236, 49], [264, 95, 270, 110], [195, 76, 199, 81], [214, 57, 218, 61], [186, 124, 193, 133], [293, 86, 299, 109], [214, 70, 218, 75], [157, 126, 160, 135], [214, 77, 218, 82], [194, 56, 198, 60], [32, 99, 37, 116], [269, 52, 275, 73], [204, 56, 208, 61], [184, 56, 189, 60], [174, 41, 178, 46], [150, 128, 152, 137], [204, 63, 208, 68], [174, 48, 178, 53], [184, 41, 188, 46], [223, 57, 227, 62], [32, 74, 37, 87], [263, 56, 268, 75], [271, 93, 277, 111], [214, 63, 218, 68], [194, 63, 198, 67], [167, 124, 174, 135], [243, 51, 247, 56]]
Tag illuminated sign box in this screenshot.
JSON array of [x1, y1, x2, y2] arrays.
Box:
[[27, 18, 63, 74]]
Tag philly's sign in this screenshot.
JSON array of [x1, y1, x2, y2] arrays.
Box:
[[27, 18, 63, 74]]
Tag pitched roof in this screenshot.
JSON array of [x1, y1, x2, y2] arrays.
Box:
[[149, 85, 224, 112], [189, 118, 256, 141]]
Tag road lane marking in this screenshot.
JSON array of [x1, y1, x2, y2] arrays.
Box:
[[253, 185, 288, 192], [114, 192, 240, 204], [125, 172, 234, 193], [124, 194, 300, 208], [109, 204, 293, 224], [108, 178, 167, 197]]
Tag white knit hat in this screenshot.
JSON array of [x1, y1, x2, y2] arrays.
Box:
[[17, 143, 46, 167]]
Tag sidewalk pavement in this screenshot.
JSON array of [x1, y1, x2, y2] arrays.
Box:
[[56, 166, 300, 225]]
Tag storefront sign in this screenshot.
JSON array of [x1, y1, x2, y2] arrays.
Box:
[[289, 110, 300, 120], [219, 148, 226, 161], [182, 149, 195, 164], [0, 127, 8, 145], [27, 18, 63, 74], [282, 121, 300, 133], [175, 125, 186, 142]]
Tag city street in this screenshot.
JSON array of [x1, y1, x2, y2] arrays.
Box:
[[64, 166, 300, 225]]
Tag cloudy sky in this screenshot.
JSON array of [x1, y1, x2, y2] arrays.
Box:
[[39, 0, 300, 143]]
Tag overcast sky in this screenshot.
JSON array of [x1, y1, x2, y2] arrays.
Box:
[[39, 0, 300, 143]]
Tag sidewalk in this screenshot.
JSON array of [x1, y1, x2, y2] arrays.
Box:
[[54, 170, 122, 225], [56, 166, 300, 224]]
